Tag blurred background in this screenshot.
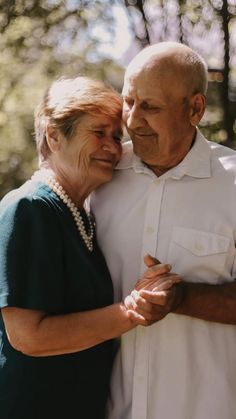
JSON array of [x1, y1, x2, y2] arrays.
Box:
[[0, 0, 235, 198]]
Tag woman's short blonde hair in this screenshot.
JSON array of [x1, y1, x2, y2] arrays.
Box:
[[34, 76, 122, 165]]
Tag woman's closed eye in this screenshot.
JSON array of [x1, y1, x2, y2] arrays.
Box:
[[93, 130, 122, 144], [94, 130, 104, 138], [113, 134, 122, 144]]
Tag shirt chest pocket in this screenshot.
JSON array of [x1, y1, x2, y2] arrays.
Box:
[[167, 227, 230, 283]]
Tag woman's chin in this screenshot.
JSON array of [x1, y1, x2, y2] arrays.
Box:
[[91, 170, 114, 190]]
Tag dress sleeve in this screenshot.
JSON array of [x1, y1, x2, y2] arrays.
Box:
[[0, 195, 64, 313]]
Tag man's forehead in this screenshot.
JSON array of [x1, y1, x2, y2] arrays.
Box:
[[122, 70, 163, 99], [122, 83, 153, 100], [123, 44, 188, 93]]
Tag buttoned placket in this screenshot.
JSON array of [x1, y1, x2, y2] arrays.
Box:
[[132, 177, 166, 419]]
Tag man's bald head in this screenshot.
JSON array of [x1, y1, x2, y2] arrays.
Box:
[[125, 42, 208, 96], [122, 42, 207, 174]]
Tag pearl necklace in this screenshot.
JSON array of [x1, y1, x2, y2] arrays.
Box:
[[46, 178, 94, 252]]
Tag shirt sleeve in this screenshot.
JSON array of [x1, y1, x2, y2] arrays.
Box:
[[0, 195, 64, 313], [231, 247, 236, 279]]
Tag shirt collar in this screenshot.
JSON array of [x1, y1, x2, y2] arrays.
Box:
[[116, 128, 211, 180]]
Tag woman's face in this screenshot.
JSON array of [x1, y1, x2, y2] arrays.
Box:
[[54, 113, 122, 192]]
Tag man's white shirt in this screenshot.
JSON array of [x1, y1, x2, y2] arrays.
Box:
[[91, 129, 236, 419]]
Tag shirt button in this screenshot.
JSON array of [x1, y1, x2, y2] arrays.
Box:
[[146, 226, 154, 234], [195, 243, 203, 252]]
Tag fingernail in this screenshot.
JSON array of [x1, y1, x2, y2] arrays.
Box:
[[167, 264, 172, 270]]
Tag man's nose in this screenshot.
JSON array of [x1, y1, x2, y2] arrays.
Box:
[[124, 105, 146, 130]]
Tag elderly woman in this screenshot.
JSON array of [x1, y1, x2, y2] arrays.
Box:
[[0, 76, 170, 419]]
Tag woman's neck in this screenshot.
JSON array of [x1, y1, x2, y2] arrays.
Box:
[[36, 167, 90, 209]]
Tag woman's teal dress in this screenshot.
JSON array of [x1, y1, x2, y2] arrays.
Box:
[[0, 180, 114, 419]]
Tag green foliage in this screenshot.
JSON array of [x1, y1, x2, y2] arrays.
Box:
[[123, 0, 236, 146], [0, 0, 235, 198], [0, 0, 124, 198]]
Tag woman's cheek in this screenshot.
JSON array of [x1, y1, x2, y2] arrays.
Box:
[[76, 137, 92, 177]]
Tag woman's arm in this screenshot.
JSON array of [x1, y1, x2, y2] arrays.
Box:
[[2, 303, 133, 357], [2, 261, 172, 357]]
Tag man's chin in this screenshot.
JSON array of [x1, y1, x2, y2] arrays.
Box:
[[133, 143, 157, 159]]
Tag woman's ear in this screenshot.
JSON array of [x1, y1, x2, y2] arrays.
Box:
[[189, 93, 206, 126], [46, 125, 62, 153]]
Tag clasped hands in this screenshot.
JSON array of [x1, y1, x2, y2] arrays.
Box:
[[124, 254, 183, 326]]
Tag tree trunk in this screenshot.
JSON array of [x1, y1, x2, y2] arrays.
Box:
[[124, 0, 150, 47], [220, 0, 235, 148]]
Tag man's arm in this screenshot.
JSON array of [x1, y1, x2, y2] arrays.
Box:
[[135, 280, 236, 325], [128, 254, 236, 325], [173, 280, 236, 324]]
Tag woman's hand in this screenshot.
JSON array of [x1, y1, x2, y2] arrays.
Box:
[[135, 254, 181, 292], [135, 254, 171, 291], [124, 254, 183, 325]]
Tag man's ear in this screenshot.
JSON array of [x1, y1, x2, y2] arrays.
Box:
[[189, 93, 206, 126], [46, 125, 62, 152]]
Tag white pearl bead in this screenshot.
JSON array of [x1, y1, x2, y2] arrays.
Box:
[[45, 177, 94, 252]]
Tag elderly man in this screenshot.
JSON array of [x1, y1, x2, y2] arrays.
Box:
[[91, 42, 236, 419]]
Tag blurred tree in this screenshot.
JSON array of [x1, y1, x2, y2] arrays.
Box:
[[123, 0, 236, 147], [0, 0, 236, 198], [0, 0, 123, 198], [219, 0, 235, 147], [123, 0, 150, 47]]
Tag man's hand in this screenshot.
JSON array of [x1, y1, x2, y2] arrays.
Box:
[[125, 254, 183, 325]]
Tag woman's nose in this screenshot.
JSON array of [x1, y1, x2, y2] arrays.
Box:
[[102, 137, 120, 154]]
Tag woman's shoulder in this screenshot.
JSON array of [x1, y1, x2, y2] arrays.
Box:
[[0, 180, 56, 219]]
